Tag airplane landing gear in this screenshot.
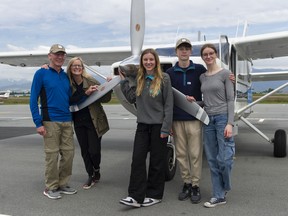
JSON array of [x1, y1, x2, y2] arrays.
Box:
[[165, 136, 177, 181], [273, 129, 287, 158]]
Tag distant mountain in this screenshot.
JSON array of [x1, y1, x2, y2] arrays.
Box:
[[0, 79, 31, 92], [0, 67, 287, 93], [252, 67, 288, 72], [252, 81, 288, 93], [251, 68, 288, 93]]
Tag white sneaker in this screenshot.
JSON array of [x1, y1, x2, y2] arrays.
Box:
[[141, 198, 162, 207], [119, 196, 141, 208], [204, 197, 226, 208]]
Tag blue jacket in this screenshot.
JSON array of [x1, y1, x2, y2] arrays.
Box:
[[30, 67, 72, 128], [166, 60, 206, 121]]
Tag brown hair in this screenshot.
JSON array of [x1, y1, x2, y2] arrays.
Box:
[[200, 43, 218, 57]]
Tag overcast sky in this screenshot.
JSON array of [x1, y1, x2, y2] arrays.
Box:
[[0, 0, 288, 80]]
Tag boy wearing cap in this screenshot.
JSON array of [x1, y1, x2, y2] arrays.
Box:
[[166, 38, 206, 204], [30, 44, 77, 199]]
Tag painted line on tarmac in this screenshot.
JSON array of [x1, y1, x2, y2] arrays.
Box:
[[0, 117, 31, 120], [247, 117, 288, 121]]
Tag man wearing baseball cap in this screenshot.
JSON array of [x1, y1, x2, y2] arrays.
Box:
[[166, 38, 206, 204], [30, 44, 77, 199]]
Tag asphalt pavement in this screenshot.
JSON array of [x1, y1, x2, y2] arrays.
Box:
[[0, 104, 287, 216]]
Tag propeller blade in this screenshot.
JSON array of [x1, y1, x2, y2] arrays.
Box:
[[130, 0, 145, 56]]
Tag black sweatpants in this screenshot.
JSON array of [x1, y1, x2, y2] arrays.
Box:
[[74, 119, 101, 177], [128, 123, 168, 203]]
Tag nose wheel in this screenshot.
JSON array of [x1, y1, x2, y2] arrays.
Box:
[[165, 136, 177, 181]]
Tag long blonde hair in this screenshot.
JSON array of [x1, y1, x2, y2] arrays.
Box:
[[66, 57, 91, 85], [136, 48, 163, 97]]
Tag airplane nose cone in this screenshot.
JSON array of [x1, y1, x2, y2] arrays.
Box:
[[119, 64, 138, 78]]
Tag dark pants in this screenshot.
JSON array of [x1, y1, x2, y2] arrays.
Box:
[[74, 119, 101, 177], [128, 123, 168, 203]]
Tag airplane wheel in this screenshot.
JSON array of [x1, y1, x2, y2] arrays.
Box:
[[165, 146, 177, 181], [273, 129, 287, 158]]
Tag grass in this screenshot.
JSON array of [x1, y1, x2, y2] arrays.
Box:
[[2, 93, 287, 105], [252, 94, 288, 104], [2, 97, 30, 105]]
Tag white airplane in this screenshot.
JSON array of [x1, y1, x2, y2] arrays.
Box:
[[0, 0, 287, 179], [0, 91, 10, 99]]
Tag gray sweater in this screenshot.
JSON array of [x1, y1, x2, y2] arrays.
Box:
[[200, 69, 234, 125], [120, 73, 173, 134]]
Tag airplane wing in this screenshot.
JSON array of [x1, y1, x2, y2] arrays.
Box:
[[231, 31, 288, 82], [0, 46, 132, 67], [232, 31, 288, 60], [251, 71, 288, 81]]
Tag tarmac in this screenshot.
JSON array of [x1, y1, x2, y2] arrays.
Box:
[[0, 104, 288, 216]]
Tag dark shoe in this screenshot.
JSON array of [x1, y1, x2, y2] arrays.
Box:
[[92, 170, 101, 183], [119, 196, 141, 208], [204, 197, 226, 208], [191, 185, 201, 203], [83, 176, 95, 189], [178, 183, 192, 201]]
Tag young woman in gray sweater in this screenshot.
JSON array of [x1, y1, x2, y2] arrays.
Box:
[[119, 48, 173, 208]]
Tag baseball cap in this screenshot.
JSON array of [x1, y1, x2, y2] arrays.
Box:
[[175, 38, 192, 48], [49, 44, 66, 54]]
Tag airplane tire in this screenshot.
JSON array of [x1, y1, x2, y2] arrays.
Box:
[[165, 146, 177, 181], [273, 129, 287, 158]]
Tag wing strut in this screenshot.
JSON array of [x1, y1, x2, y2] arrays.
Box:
[[236, 81, 288, 117], [240, 116, 271, 142], [235, 81, 288, 146]]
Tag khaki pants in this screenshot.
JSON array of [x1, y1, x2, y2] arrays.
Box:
[[172, 120, 202, 186], [43, 121, 75, 190]]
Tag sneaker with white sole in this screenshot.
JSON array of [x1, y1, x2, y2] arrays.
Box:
[[43, 189, 61, 200], [119, 196, 141, 208], [58, 186, 77, 195], [141, 198, 162, 207], [83, 176, 96, 189], [204, 197, 226, 208]]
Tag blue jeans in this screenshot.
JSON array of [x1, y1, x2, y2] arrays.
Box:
[[203, 114, 235, 199]]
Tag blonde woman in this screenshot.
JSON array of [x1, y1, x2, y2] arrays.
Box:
[[119, 49, 173, 208], [67, 57, 112, 189]]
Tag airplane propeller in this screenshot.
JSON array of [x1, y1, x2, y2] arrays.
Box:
[[130, 0, 145, 56], [118, 0, 145, 78]]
